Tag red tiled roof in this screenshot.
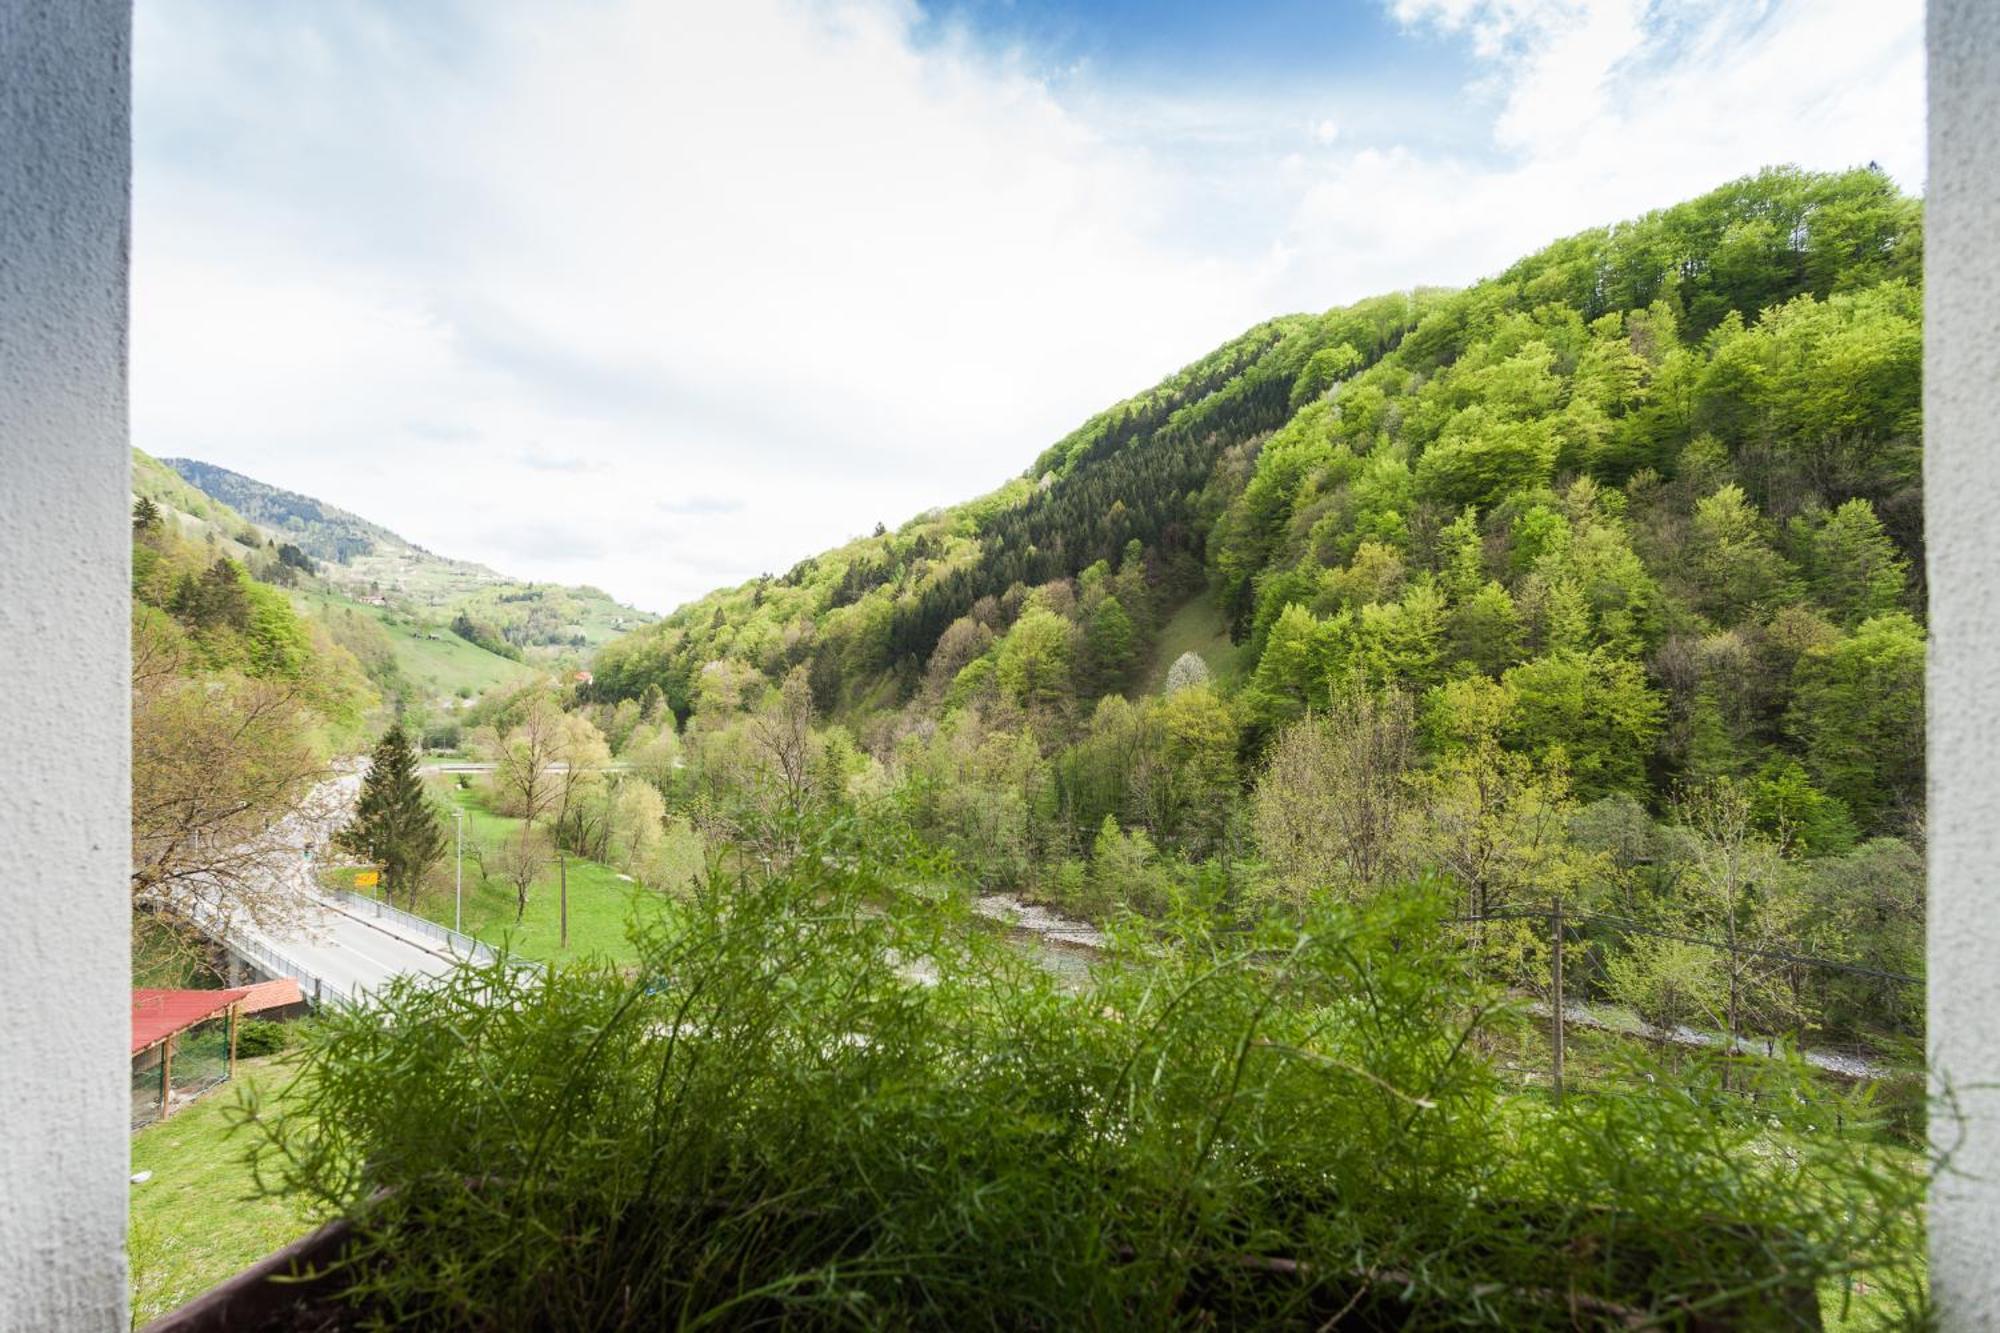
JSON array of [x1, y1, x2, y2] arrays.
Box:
[[131, 988, 247, 1054], [235, 977, 303, 1015]]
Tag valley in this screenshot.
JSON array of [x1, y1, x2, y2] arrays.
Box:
[[129, 166, 1932, 1327]]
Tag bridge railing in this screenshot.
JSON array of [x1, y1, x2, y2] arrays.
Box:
[[225, 930, 362, 1011], [328, 888, 500, 965]]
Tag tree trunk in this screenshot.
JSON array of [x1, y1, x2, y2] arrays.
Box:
[[1726, 966, 1740, 1094]]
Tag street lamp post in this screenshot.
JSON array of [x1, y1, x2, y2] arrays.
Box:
[[452, 807, 465, 937]]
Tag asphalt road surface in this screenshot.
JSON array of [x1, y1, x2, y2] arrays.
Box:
[[215, 767, 475, 1006], [232, 894, 466, 1004]]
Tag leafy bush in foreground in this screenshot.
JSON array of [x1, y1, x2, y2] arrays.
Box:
[[244, 848, 1923, 1328]]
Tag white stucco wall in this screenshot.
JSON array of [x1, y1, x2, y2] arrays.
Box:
[[1928, 0, 2000, 1324], [0, 1, 133, 1327]]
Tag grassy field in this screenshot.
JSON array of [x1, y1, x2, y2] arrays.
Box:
[[1141, 585, 1249, 694], [128, 1057, 316, 1327], [297, 590, 533, 701], [327, 784, 661, 966]]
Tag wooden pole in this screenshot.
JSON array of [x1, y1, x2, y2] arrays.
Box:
[[559, 851, 569, 951], [1551, 897, 1566, 1108], [159, 1035, 174, 1121], [227, 1003, 239, 1080]]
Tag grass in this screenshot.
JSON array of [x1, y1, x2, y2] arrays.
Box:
[[297, 590, 532, 701], [404, 784, 660, 965], [1474, 1006, 1926, 1329], [1142, 585, 1249, 694], [128, 1056, 316, 1328]]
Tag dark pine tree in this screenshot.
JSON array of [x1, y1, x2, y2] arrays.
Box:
[[337, 724, 446, 909]]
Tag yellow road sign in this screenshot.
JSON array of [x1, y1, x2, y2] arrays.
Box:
[[354, 870, 380, 888]]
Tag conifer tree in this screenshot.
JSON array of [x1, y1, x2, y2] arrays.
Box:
[[338, 724, 446, 908], [1081, 596, 1137, 695]]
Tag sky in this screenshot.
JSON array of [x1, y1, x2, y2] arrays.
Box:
[[132, 0, 1925, 614]]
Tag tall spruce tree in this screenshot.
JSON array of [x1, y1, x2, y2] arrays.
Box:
[[338, 724, 446, 908]]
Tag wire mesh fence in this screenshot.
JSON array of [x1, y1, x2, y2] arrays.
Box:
[[130, 1013, 237, 1131], [131, 1051, 164, 1131]]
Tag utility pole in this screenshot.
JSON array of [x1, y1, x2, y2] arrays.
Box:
[[452, 807, 465, 937], [1551, 896, 1566, 1108]]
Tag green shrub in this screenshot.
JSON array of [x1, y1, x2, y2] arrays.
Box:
[[233, 1018, 291, 1058], [242, 835, 1925, 1328]]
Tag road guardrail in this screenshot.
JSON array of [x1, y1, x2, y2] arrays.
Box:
[[328, 888, 500, 965]]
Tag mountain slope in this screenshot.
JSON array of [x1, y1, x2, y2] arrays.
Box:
[[164, 457, 405, 565], [591, 167, 1923, 843], [136, 451, 535, 710], [162, 458, 656, 656]]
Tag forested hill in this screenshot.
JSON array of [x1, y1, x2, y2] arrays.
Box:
[[589, 166, 1923, 840], [163, 457, 655, 652], [165, 457, 406, 566]]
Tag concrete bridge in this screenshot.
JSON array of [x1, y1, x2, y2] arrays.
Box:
[[218, 888, 494, 1009]]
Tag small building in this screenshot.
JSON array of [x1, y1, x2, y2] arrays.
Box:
[[130, 988, 246, 1130], [235, 976, 307, 1022]]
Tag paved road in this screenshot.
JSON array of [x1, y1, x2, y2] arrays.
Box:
[[230, 894, 466, 1005], [210, 767, 480, 1006]]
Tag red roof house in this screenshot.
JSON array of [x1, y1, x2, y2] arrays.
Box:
[[234, 977, 304, 1017], [131, 988, 250, 1130], [131, 988, 247, 1055]]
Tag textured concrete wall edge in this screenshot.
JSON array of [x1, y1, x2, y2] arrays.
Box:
[[1927, 0, 2000, 1326], [0, 0, 133, 1327]]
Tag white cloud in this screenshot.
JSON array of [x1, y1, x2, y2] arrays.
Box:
[[132, 0, 1924, 613], [1278, 0, 1922, 303], [135, 0, 1273, 610]]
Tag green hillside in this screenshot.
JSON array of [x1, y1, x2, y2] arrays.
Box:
[[149, 454, 656, 711], [132, 449, 263, 558], [295, 589, 533, 704], [582, 168, 1925, 1049], [163, 457, 402, 564], [132, 450, 527, 714], [595, 165, 1921, 813], [163, 457, 656, 657]]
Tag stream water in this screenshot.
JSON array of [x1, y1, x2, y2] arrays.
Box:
[[970, 892, 1105, 986]]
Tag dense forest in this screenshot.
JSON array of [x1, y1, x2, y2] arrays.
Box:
[[567, 168, 1926, 1047], [337, 162, 1925, 1064]]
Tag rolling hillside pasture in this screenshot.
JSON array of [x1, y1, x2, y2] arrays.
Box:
[[295, 591, 534, 702]]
